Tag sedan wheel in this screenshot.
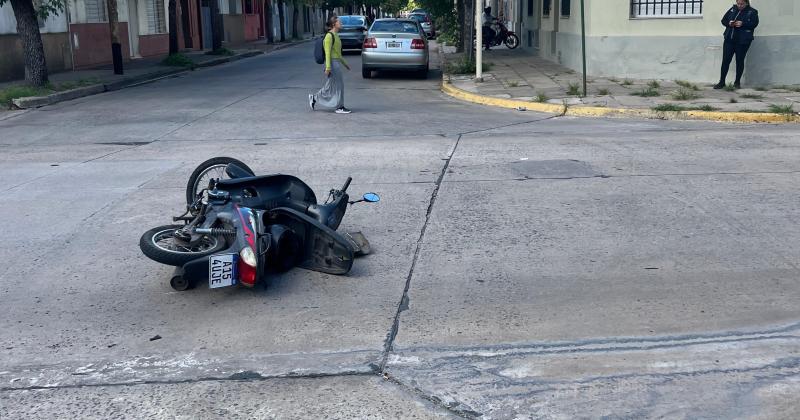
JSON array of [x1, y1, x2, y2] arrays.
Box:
[[362, 67, 372, 79]]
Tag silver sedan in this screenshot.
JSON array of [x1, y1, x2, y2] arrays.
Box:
[[361, 19, 429, 79]]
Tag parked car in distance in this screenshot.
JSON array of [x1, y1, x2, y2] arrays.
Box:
[[361, 19, 429, 79], [408, 12, 435, 39], [338, 15, 369, 50]]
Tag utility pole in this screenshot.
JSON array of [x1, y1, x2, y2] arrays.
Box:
[[106, 0, 124, 74], [580, 0, 587, 97], [475, 0, 482, 82]]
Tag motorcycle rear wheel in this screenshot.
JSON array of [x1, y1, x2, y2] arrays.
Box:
[[504, 34, 520, 49], [186, 157, 255, 206], [140, 225, 227, 266]]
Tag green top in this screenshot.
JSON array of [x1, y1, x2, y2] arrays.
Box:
[[324, 32, 348, 71]]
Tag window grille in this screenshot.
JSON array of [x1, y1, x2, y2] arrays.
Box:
[[85, 0, 108, 23], [543, 0, 551, 16], [631, 0, 703, 17], [527, 0, 533, 17], [561, 0, 570, 17], [147, 0, 167, 33]]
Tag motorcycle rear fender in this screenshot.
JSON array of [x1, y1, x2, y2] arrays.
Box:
[[263, 207, 354, 275], [216, 174, 318, 210]]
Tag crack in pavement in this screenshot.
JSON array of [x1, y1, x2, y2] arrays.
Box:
[[379, 134, 463, 371]]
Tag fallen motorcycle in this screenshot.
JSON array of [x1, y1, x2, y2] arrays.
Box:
[[139, 157, 379, 291]]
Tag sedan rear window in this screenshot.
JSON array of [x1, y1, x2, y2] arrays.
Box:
[[340, 16, 365, 26], [370, 21, 420, 34]]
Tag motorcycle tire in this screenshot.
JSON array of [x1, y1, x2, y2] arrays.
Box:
[[140, 225, 227, 266], [504, 34, 520, 50], [186, 157, 255, 206]]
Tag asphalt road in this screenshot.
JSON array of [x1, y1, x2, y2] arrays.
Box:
[[1, 43, 800, 419]]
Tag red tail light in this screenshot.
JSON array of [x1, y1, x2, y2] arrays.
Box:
[[238, 246, 257, 286], [411, 39, 425, 49], [363, 38, 377, 48]]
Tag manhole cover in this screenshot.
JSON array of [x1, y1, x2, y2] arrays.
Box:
[[511, 159, 598, 179]]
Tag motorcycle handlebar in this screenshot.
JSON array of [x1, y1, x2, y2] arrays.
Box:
[[340, 177, 352, 192]]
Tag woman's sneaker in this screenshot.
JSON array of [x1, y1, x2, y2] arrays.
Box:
[[308, 94, 315, 110], [335, 107, 351, 114]]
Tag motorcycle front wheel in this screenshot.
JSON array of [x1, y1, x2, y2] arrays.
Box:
[[140, 225, 227, 266], [504, 34, 520, 49], [186, 157, 255, 206]]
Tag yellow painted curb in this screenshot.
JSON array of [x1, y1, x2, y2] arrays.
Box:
[[442, 80, 800, 124], [442, 82, 566, 115]]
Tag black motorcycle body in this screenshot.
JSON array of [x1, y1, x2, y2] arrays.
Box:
[[140, 157, 375, 291]]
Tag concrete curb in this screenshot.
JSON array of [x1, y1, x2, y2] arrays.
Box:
[[440, 72, 800, 124], [10, 46, 292, 109]]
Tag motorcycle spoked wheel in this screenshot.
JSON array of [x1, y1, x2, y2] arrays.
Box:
[[504, 33, 519, 49], [140, 225, 227, 266], [185, 157, 255, 206]]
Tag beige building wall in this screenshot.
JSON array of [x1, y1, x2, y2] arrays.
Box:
[[535, 0, 800, 85]]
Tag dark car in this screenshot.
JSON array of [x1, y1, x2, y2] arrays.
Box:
[[337, 15, 369, 50], [408, 12, 435, 39]]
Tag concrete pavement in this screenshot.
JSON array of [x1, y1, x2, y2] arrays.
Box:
[[443, 45, 800, 123], [1, 42, 800, 418]]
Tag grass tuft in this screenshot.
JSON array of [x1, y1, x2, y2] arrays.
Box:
[[597, 88, 609, 96], [723, 83, 737, 92], [567, 82, 581, 96], [739, 93, 764, 99], [729, 98, 738, 103], [631, 87, 660, 97], [671, 87, 702, 101], [648, 80, 660, 89], [621, 79, 633, 86], [446, 57, 493, 74], [674, 80, 700, 91], [162, 53, 196, 68], [206, 47, 235, 56], [0, 85, 52, 108], [507, 81, 519, 88], [767, 104, 795, 114], [534, 92, 549, 103]]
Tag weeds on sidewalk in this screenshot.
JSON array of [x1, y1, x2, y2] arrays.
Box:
[[597, 88, 609, 95], [162, 53, 196, 69], [631, 87, 660, 97], [652, 104, 719, 112], [768, 104, 795, 114], [533, 92, 549, 103], [671, 87, 701, 100], [739, 93, 764, 99], [648, 80, 660, 89], [674, 80, 700, 91], [0, 85, 49, 108], [567, 82, 580, 96], [621, 79, 633, 86], [446, 57, 493, 74], [507, 81, 519, 87], [730, 98, 738, 103], [723, 83, 737, 92]]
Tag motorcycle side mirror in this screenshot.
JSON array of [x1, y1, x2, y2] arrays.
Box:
[[349, 192, 380, 204]]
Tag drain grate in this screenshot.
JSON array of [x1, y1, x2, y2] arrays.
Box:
[[511, 159, 600, 179]]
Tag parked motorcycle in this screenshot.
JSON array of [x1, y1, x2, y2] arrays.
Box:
[[482, 19, 520, 50], [139, 157, 379, 291]]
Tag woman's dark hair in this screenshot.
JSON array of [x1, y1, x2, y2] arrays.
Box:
[[325, 14, 338, 31]]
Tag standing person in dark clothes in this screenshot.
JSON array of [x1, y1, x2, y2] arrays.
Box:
[[714, 0, 759, 89], [309, 14, 352, 114]]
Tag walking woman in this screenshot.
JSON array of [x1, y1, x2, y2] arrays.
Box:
[[309, 15, 351, 114], [714, 0, 759, 89]]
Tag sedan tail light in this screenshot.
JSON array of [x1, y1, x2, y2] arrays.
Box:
[[363, 37, 377, 48], [411, 39, 425, 49]]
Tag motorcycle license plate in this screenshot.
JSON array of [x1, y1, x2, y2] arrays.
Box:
[[387, 42, 401, 49], [209, 254, 238, 288]]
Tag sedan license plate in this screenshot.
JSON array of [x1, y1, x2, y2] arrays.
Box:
[[209, 254, 237, 288], [387, 41, 401, 49]]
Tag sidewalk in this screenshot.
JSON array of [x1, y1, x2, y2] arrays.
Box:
[[441, 45, 800, 123], [1, 38, 310, 109]]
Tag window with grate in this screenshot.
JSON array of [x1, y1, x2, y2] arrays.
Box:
[[85, 0, 108, 23], [561, 0, 570, 17], [528, 0, 533, 17], [631, 0, 703, 17], [543, 0, 551, 17], [147, 0, 167, 33], [245, 0, 253, 14]]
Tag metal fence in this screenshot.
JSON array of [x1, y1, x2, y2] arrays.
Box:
[[630, 0, 703, 17]]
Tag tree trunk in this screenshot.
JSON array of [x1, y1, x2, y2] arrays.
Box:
[[457, 0, 465, 52], [169, 0, 179, 54], [211, 0, 223, 50], [465, 0, 474, 62], [291, 5, 299, 40], [9, 0, 48, 86], [265, 0, 274, 43], [277, 0, 286, 42]]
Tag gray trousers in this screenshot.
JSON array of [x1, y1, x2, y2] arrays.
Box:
[[315, 61, 344, 109]]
